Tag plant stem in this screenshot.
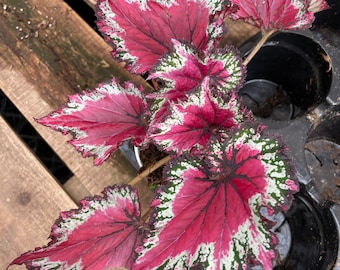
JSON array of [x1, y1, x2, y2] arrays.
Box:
[[141, 208, 152, 223], [243, 29, 277, 66], [128, 155, 171, 186]]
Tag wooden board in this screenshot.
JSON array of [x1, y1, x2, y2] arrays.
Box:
[[221, 19, 259, 47], [0, 116, 77, 270], [0, 0, 152, 202]]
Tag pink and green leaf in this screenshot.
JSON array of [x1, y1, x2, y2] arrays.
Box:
[[151, 77, 246, 154], [9, 185, 144, 270], [135, 128, 298, 269], [36, 79, 148, 165], [229, 0, 329, 31], [147, 40, 245, 131], [96, 0, 230, 73], [148, 39, 245, 100]]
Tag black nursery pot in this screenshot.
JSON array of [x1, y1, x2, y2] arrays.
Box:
[[273, 189, 338, 270], [239, 32, 332, 124], [239, 6, 340, 269], [305, 105, 340, 204]]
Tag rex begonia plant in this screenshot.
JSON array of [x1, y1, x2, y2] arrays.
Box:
[[9, 0, 328, 269]]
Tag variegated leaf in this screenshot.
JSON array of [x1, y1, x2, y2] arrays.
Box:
[[152, 77, 246, 154], [36, 79, 148, 165], [96, 0, 230, 73], [135, 128, 298, 270], [148, 39, 245, 100], [148, 40, 245, 132], [9, 185, 144, 270], [229, 0, 329, 31]]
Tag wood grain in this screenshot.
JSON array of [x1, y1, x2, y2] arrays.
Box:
[[0, 116, 76, 270], [0, 1, 153, 266], [0, 0, 152, 200]]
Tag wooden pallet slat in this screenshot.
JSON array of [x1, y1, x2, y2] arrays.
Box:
[[0, 115, 77, 270], [0, 0, 153, 198]]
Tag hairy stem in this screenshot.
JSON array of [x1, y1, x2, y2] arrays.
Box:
[[129, 155, 171, 186], [243, 29, 277, 66]]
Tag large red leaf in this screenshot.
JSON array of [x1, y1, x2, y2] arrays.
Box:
[[152, 77, 246, 154], [134, 128, 298, 269], [9, 185, 144, 270], [229, 0, 329, 31], [36, 79, 148, 165], [96, 0, 230, 73]]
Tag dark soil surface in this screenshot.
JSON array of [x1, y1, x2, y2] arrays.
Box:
[[138, 144, 167, 187]]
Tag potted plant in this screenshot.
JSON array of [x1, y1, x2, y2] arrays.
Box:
[[8, 0, 336, 269]]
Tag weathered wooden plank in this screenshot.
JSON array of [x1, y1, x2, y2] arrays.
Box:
[[0, 115, 77, 270], [0, 61, 136, 195], [0, 0, 152, 200], [221, 19, 260, 48], [63, 175, 95, 203]]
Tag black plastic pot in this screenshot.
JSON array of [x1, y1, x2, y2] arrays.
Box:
[[239, 4, 340, 268], [273, 189, 338, 270], [239, 32, 332, 125]]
